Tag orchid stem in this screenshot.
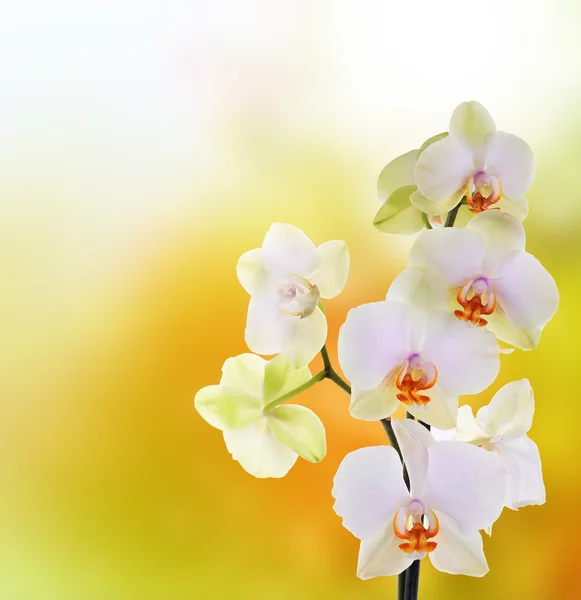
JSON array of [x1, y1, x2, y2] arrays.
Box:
[[398, 569, 407, 600], [263, 370, 327, 412], [263, 345, 351, 412], [444, 199, 463, 228], [421, 212, 433, 229], [404, 560, 420, 600], [381, 418, 403, 462], [382, 418, 410, 491]]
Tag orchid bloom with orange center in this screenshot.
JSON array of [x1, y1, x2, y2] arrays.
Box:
[[407, 211, 559, 350], [332, 420, 507, 579], [412, 101, 534, 220], [337, 298, 499, 429]]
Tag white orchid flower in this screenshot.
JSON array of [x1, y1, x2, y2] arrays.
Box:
[[374, 134, 472, 234], [195, 354, 326, 478], [413, 101, 534, 220], [337, 296, 500, 429], [441, 379, 545, 510], [237, 223, 349, 368], [408, 210, 559, 350], [332, 420, 507, 579]]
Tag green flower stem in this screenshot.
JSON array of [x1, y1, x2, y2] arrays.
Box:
[[421, 212, 433, 230], [262, 346, 351, 412], [320, 343, 332, 372], [263, 370, 327, 412], [327, 367, 351, 394]]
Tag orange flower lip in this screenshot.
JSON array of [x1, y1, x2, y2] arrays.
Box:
[[466, 172, 502, 214], [455, 277, 497, 327], [393, 508, 440, 556], [395, 354, 438, 408]]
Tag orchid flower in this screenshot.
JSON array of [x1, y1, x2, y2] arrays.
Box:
[[374, 134, 472, 234], [438, 379, 545, 511], [407, 210, 559, 350], [237, 223, 349, 368], [412, 101, 534, 220], [337, 297, 500, 429], [194, 354, 326, 478], [332, 420, 507, 578]]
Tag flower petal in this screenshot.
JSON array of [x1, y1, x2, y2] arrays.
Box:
[[349, 384, 400, 421], [392, 419, 434, 498], [377, 149, 418, 201], [485, 131, 534, 198], [405, 384, 458, 431], [491, 251, 559, 348], [418, 132, 449, 158], [498, 435, 545, 509], [409, 228, 486, 286], [332, 446, 409, 540], [309, 240, 350, 298], [409, 188, 464, 217], [386, 267, 450, 313], [338, 301, 412, 390], [429, 511, 488, 577], [281, 306, 327, 368], [262, 354, 311, 404], [454, 405, 490, 443], [414, 135, 474, 203], [357, 521, 415, 579], [484, 303, 541, 350], [421, 312, 500, 396], [374, 185, 424, 234], [237, 248, 270, 295], [194, 385, 263, 431], [245, 290, 289, 355], [423, 441, 507, 531], [221, 353, 266, 398], [223, 418, 298, 478], [449, 101, 496, 155], [268, 404, 326, 463], [476, 379, 534, 440], [262, 223, 321, 277], [498, 195, 529, 221], [467, 211, 526, 275]]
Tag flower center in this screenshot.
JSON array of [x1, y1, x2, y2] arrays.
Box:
[[466, 171, 502, 214], [395, 354, 438, 409], [276, 274, 319, 318], [454, 277, 497, 327], [393, 503, 439, 557]]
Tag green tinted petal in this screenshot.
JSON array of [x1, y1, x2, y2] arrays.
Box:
[[194, 385, 263, 431], [377, 150, 418, 201], [410, 188, 463, 217], [449, 101, 496, 151], [223, 419, 298, 478], [418, 132, 449, 158], [221, 354, 266, 398], [263, 354, 311, 404], [373, 185, 424, 234], [269, 404, 326, 463]]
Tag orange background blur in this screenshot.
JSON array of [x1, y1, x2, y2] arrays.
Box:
[[1, 2, 579, 598]]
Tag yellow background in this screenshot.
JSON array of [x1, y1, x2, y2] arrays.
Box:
[[1, 1, 579, 598]]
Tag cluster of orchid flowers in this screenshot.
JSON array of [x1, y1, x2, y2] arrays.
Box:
[[195, 102, 558, 596]]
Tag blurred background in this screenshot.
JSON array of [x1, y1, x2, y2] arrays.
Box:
[[0, 1, 579, 598]]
